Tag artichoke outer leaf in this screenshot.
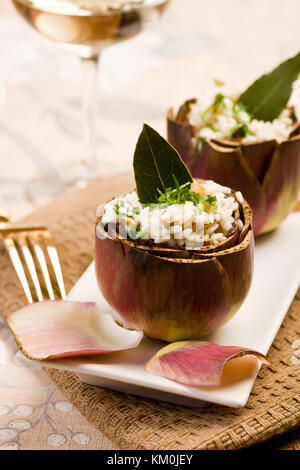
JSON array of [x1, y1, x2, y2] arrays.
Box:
[[110, 248, 233, 343], [175, 98, 197, 124], [261, 136, 300, 233], [193, 141, 266, 234], [240, 139, 277, 183], [7, 300, 143, 361], [145, 341, 270, 387], [192, 221, 254, 320]]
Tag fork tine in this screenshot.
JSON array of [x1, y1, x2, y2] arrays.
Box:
[[31, 242, 55, 300], [3, 236, 33, 304], [17, 235, 44, 302], [47, 246, 66, 300], [2, 225, 66, 302], [43, 233, 66, 300]]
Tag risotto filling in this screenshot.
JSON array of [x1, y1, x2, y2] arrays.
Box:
[[99, 180, 244, 250], [186, 82, 299, 144]]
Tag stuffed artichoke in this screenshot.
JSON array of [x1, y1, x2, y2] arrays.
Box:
[[167, 53, 300, 235], [95, 125, 254, 342]]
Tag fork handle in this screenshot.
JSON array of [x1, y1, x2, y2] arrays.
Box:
[[0, 211, 10, 224]]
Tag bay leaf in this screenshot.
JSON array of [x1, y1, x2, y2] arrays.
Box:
[[133, 124, 193, 204], [238, 51, 300, 122]]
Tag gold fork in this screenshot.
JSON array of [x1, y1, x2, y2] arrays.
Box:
[[0, 213, 66, 303]]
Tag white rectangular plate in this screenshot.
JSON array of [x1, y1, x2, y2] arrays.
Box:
[[20, 213, 300, 407]]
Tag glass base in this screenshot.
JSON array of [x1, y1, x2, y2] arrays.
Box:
[[25, 177, 65, 203], [0, 177, 65, 220], [0, 177, 64, 204], [66, 162, 101, 189]]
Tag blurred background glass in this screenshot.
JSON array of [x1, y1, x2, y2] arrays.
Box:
[[8, 0, 169, 193], [0, 0, 299, 218]]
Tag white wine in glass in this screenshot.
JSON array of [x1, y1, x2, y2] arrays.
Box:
[[12, 0, 170, 186]]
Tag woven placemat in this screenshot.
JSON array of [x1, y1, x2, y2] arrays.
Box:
[[0, 172, 299, 450]]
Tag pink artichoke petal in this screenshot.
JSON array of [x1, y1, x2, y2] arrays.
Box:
[[145, 341, 270, 387], [193, 228, 254, 322], [240, 140, 277, 183], [261, 137, 300, 233], [214, 230, 254, 319], [193, 141, 266, 234], [192, 204, 254, 319], [95, 234, 126, 313], [7, 301, 143, 360], [96, 234, 234, 342]]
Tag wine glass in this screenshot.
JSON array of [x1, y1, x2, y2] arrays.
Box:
[[11, 0, 170, 188]]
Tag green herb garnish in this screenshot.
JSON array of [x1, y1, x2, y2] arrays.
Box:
[[230, 123, 255, 140], [229, 102, 255, 139], [114, 203, 133, 218], [212, 93, 225, 113], [155, 175, 217, 212], [199, 93, 225, 133], [206, 122, 218, 132], [133, 207, 140, 215], [136, 229, 148, 239], [205, 195, 217, 210], [232, 102, 247, 121], [128, 228, 148, 240]]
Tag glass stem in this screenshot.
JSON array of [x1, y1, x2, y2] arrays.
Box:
[[81, 54, 100, 171]]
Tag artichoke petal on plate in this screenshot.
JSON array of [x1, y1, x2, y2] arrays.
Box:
[[7, 300, 143, 360], [145, 340, 270, 387]]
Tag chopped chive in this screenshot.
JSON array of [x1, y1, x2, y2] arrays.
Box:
[[147, 174, 218, 212], [230, 123, 255, 140], [128, 228, 137, 239], [136, 229, 148, 239], [128, 228, 148, 240], [212, 93, 225, 113], [205, 195, 217, 210], [199, 93, 255, 141], [114, 202, 134, 218], [230, 102, 255, 139], [173, 174, 180, 190]]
